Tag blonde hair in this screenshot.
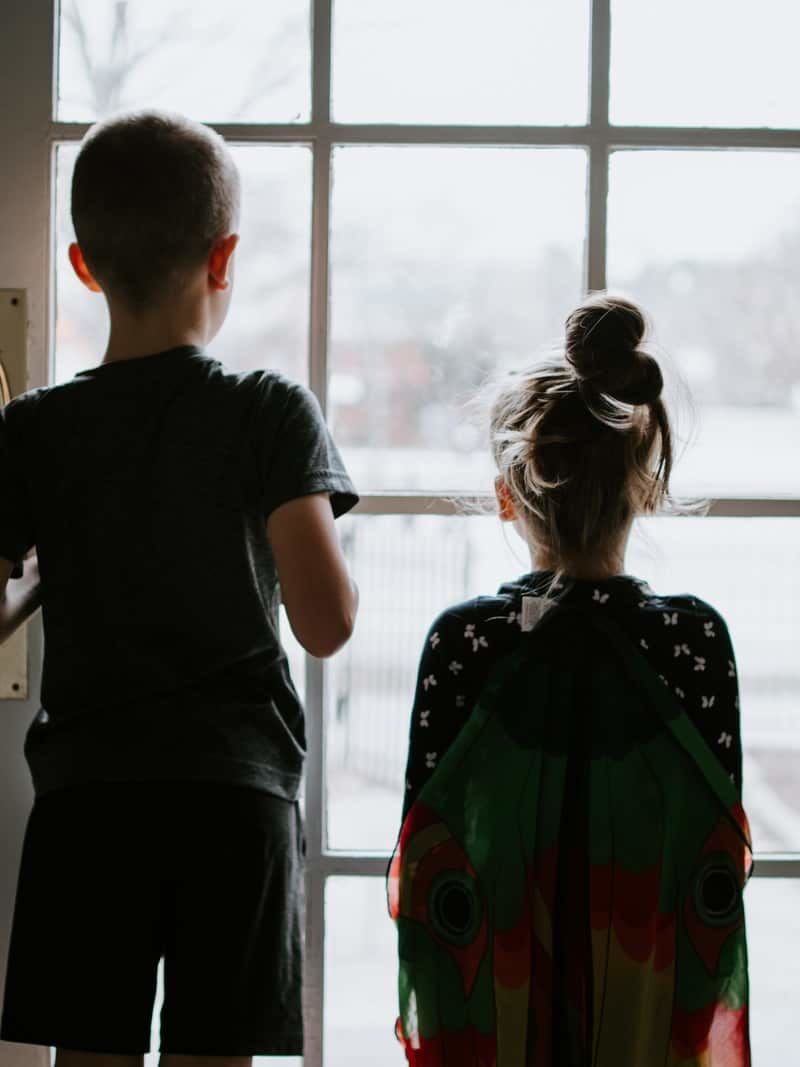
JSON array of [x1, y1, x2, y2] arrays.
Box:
[[490, 294, 673, 570]]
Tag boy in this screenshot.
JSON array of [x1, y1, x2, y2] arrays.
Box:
[[0, 111, 358, 1067]]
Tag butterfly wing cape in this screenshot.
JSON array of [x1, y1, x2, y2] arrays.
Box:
[[388, 606, 752, 1066]]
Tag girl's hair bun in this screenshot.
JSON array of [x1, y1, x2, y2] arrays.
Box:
[[564, 295, 663, 406]]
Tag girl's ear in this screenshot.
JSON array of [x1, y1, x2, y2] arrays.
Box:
[[68, 243, 102, 293], [495, 476, 518, 522]]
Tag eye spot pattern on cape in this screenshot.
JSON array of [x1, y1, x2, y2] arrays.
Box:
[[425, 752, 438, 769], [428, 870, 483, 948], [593, 589, 610, 604], [448, 661, 463, 675], [423, 674, 437, 691], [429, 631, 441, 649], [694, 656, 707, 672], [464, 623, 475, 639], [695, 859, 741, 927], [702, 695, 715, 709], [674, 643, 691, 657], [728, 659, 736, 678], [507, 610, 521, 626], [419, 710, 431, 728], [455, 694, 466, 708], [675, 687, 685, 699], [704, 620, 717, 638], [640, 638, 649, 650], [663, 612, 678, 626], [718, 731, 732, 748]]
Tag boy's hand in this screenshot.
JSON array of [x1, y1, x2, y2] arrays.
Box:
[[266, 494, 358, 658], [0, 552, 42, 643]]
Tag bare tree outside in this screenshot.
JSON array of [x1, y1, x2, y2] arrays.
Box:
[[58, 0, 309, 122]]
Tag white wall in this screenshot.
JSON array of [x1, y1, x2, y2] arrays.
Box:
[[1, 3, 54, 1065]]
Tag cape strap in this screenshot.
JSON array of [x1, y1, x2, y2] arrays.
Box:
[[536, 605, 753, 859]]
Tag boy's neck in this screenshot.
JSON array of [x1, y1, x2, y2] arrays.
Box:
[[102, 289, 210, 364], [103, 328, 205, 364]]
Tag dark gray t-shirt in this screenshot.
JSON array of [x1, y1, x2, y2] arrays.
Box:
[[0, 346, 358, 798]]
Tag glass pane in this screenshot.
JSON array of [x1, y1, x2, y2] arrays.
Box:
[[57, 0, 310, 122], [739, 878, 800, 1061], [325, 874, 799, 1065], [327, 514, 800, 853], [332, 0, 589, 125], [327, 515, 522, 851], [54, 144, 311, 383], [325, 878, 400, 1065], [611, 0, 800, 127], [329, 146, 587, 491], [607, 150, 800, 497]]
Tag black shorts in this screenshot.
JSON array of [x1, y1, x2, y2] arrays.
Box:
[[1, 782, 305, 1056]]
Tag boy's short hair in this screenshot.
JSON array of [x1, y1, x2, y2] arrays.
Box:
[[71, 110, 240, 310]]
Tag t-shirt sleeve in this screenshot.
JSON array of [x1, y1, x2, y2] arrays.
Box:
[[0, 402, 34, 566], [401, 597, 514, 820], [656, 596, 743, 792], [690, 603, 744, 791], [402, 612, 472, 820], [259, 379, 358, 520]]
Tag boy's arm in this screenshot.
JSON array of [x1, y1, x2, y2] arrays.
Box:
[[267, 493, 358, 659], [0, 555, 41, 644]]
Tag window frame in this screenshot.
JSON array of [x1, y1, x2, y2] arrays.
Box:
[[3, 2, 799, 1065]]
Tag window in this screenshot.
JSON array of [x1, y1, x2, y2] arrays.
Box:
[[4, 1, 797, 1063]]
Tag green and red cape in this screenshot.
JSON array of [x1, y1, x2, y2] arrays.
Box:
[[389, 605, 752, 1066]]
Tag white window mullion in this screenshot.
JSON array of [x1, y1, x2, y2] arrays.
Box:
[[50, 121, 800, 153], [317, 850, 800, 880], [308, 137, 332, 408], [585, 141, 609, 292], [752, 857, 800, 878], [308, 0, 333, 405], [305, 2, 334, 1065], [586, 0, 611, 292], [302, 655, 327, 1067], [589, 0, 612, 129], [350, 493, 800, 519]]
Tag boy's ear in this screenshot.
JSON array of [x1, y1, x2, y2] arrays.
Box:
[[495, 476, 518, 522], [208, 233, 239, 291], [68, 243, 102, 293]]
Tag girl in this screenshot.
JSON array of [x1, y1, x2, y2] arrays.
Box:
[[390, 295, 751, 1066]]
